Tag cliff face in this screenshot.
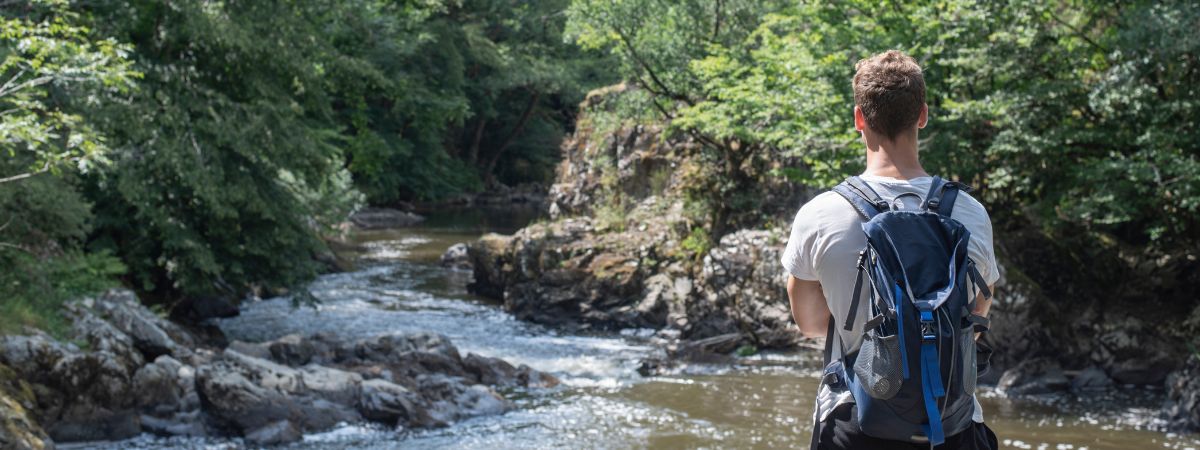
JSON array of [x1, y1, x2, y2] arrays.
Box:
[[468, 85, 1192, 405]]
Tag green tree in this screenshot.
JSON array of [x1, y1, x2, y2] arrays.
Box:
[[0, 0, 137, 183]]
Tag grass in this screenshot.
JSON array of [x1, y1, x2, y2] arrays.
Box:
[[0, 250, 125, 337]]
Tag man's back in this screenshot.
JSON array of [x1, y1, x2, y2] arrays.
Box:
[[782, 174, 1000, 354]]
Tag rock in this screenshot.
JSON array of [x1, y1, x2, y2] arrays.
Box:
[[132, 356, 207, 437], [84, 290, 194, 360], [997, 358, 1069, 395], [1090, 317, 1176, 386], [358, 379, 431, 426], [0, 364, 52, 450], [244, 420, 301, 446], [1165, 355, 1200, 432], [1071, 366, 1114, 393], [440, 243, 472, 270], [0, 334, 75, 384], [270, 334, 316, 366], [349, 208, 425, 229], [418, 376, 512, 424], [195, 355, 301, 439]]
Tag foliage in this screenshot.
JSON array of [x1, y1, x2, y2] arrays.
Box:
[[0, 249, 124, 336], [570, 0, 1200, 256], [0, 0, 138, 184], [0, 0, 610, 314], [680, 226, 711, 257]]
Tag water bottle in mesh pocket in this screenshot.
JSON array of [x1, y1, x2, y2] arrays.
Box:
[[853, 330, 903, 400]]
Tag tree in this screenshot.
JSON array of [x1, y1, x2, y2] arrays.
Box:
[[0, 0, 137, 184]]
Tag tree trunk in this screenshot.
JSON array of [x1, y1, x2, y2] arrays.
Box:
[[482, 90, 541, 185], [467, 118, 487, 165]]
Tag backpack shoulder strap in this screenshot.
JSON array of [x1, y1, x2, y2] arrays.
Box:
[[923, 176, 973, 218], [832, 176, 888, 220]]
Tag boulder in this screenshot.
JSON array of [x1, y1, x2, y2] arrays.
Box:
[[1070, 366, 1114, 393], [1165, 355, 1200, 432], [132, 356, 208, 437], [349, 208, 425, 229], [997, 358, 1070, 396], [358, 379, 431, 426], [440, 243, 472, 270], [0, 364, 52, 450]]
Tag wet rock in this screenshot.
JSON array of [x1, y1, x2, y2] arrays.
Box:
[[461, 353, 559, 388], [997, 358, 1069, 396], [359, 379, 431, 426], [418, 376, 512, 424], [1070, 366, 1114, 393], [1165, 355, 1200, 432], [244, 420, 301, 446], [440, 243, 472, 270], [350, 208, 425, 229]]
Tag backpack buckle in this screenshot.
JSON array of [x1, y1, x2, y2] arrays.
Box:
[[927, 198, 941, 210], [919, 311, 936, 341]]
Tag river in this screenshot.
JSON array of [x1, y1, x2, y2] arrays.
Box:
[[93, 208, 1198, 450]]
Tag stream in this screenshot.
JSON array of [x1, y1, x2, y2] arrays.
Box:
[[95, 208, 1198, 450]]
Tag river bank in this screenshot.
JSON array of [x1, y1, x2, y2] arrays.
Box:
[[43, 210, 1200, 449]]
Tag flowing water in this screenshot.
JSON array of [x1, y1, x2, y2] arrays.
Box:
[[90, 208, 1198, 450]]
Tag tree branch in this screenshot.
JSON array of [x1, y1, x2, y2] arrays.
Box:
[[0, 161, 51, 184]]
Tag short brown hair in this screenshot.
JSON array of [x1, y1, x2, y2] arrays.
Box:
[[853, 50, 926, 140]]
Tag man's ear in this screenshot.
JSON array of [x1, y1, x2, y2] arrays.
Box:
[[917, 103, 929, 129], [854, 105, 867, 132]]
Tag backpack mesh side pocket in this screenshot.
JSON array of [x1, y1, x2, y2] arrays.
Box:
[[853, 330, 903, 400]]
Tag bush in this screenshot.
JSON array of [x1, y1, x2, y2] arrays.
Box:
[[0, 250, 125, 337]]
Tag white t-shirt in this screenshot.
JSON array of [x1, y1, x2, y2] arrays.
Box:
[[781, 174, 1000, 423]]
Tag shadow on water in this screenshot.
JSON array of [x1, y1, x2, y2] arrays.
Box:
[[84, 206, 1200, 450]]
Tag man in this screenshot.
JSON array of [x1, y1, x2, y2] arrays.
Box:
[[781, 50, 1001, 449]]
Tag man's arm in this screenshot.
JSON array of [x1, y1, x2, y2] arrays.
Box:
[[972, 285, 995, 340], [972, 285, 995, 318], [787, 275, 830, 338]]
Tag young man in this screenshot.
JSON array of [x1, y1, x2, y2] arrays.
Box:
[[781, 50, 1001, 449]]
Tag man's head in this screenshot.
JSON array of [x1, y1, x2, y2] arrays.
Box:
[[852, 50, 927, 141]]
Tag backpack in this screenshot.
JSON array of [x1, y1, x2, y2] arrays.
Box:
[[822, 175, 993, 446]]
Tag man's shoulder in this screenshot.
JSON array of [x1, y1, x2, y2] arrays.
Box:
[[949, 190, 992, 224], [793, 191, 860, 223]]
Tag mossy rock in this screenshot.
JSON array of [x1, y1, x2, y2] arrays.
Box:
[[0, 363, 52, 450]]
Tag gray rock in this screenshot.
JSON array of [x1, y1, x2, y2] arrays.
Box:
[[87, 290, 193, 359], [350, 208, 425, 229], [440, 243, 472, 270], [244, 420, 301, 446], [1165, 355, 1200, 432], [358, 379, 430, 426], [418, 376, 512, 424], [132, 356, 207, 437], [998, 358, 1070, 396], [1071, 366, 1114, 393], [270, 334, 316, 366]]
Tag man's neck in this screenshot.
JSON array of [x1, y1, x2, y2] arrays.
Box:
[[861, 130, 928, 180]]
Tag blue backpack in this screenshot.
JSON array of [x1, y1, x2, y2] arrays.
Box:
[[822, 175, 992, 446]]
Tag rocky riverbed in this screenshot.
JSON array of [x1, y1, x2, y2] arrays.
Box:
[[0, 289, 554, 448]]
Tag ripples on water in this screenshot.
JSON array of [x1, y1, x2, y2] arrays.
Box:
[[81, 209, 1200, 450]]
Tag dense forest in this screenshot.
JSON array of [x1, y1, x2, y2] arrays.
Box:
[[2, 0, 1197, 339]]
